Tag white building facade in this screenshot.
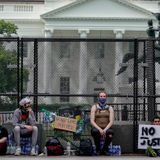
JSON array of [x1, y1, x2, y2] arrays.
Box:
[[0, 0, 159, 105]]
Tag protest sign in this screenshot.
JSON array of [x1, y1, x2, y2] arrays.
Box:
[[54, 116, 77, 132], [138, 124, 160, 149]]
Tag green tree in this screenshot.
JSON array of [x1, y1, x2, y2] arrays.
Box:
[[0, 20, 19, 94], [0, 19, 18, 36], [0, 46, 17, 92], [0, 20, 28, 111]]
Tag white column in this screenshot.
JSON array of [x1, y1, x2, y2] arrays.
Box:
[[43, 29, 53, 104], [78, 29, 90, 103], [114, 29, 125, 94], [113, 29, 125, 121]]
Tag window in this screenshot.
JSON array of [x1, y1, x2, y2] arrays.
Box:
[[60, 77, 70, 102], [59, 42, 70, 58], [0, 5, 4, 11], [129, 42, 134, 52], [95, 43, 104, 58]]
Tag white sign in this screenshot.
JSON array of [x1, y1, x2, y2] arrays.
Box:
[[138, 124, 160, 149]]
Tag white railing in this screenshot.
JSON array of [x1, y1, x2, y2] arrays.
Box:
[[14, 5, 33, 12], [0, 103, 148, 125]]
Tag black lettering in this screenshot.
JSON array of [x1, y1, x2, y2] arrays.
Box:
[[152, 138, 160, 146], [140, 137, 148, 145], [147, 139, 152, 146], [149, 127, 155, 136], [142, 127, 149, 136], [141, 127, 156, 136]]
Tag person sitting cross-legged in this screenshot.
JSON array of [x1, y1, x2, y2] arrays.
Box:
[[12, 97, 38, 156]]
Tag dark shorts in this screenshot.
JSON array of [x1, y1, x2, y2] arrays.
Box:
[[20, 128, 32, 137]]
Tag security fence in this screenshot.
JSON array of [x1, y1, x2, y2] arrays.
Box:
[[0, 37, 160, 153]]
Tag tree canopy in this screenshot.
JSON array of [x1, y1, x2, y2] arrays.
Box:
[[0, 46, 17, 92], [0, 19, 18, 36], [0, 20, 28, 111]]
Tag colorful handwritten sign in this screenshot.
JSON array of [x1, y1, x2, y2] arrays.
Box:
[[54, 116, 77, 132]]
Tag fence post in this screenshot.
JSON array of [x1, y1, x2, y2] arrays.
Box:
[[146, 20, 156, 121], [33, 39, 38, 120], [133, 39, 138, 153]]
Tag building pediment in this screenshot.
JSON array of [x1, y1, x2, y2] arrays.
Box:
[[41, 0, 156, 20]]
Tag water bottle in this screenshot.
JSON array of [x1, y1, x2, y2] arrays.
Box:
[[13, 145, 16, 154], [35, 145, 39, 155], [22, 145, 25, 155], [118, 145, 121, 156], [115, 145, 118, 156], [108, 143, 113, 156], [113, 145, 115, 155], [10, 145, 13, 155], [44, 146, 48, 156], [100, 137, 105, 150], [92, 145, 96, 155], [67, 142, 71, 156], [7, 145, 11, 154]]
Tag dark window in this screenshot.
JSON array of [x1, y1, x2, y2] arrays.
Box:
[[95, 43, 104, 58], [60, 77, 70, 102], [128, 77, 134, 84], [129, 42, 134, 52], [59, 42, 70, 58]]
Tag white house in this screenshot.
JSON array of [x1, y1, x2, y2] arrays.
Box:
[[0, 0, 159, 106]]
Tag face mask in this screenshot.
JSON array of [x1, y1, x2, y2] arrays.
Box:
[[98, 98, 107, 104]]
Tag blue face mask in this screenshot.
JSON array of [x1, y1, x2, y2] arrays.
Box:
[[98, 98, 107, 104]]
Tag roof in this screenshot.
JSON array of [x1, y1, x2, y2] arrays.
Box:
[[41, 0, 156, 20]]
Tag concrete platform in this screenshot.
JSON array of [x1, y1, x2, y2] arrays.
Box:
[[0, 155, 158, 160]]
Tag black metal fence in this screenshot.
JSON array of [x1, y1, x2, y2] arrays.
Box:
[[0, 37, 159, 153]]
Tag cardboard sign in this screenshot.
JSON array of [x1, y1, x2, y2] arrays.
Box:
[[138, 124, 160, 149], [54, 116, 77, 132]]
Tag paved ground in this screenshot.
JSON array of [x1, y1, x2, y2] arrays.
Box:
[[0, 155, 159, 160]]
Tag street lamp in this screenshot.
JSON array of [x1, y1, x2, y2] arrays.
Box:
[[93, 67, 106, 84]]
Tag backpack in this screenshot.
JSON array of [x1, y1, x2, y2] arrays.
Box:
[[78, 138, 93, 156], [45, 138, 64, 156]]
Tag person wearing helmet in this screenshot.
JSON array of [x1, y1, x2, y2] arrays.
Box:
[[12, 97, 38, 156]]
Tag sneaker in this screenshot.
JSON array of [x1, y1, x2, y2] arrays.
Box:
[[15, 147, 21, 156], [30, 147, 37, 156]]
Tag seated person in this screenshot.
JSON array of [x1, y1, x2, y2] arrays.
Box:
[[90, 91, 114, 155], [0, 125, 8, 155], [12, 97, 38, 156], [146, 116, 160, 157]]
